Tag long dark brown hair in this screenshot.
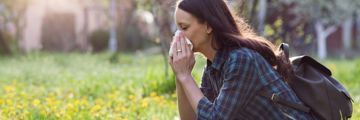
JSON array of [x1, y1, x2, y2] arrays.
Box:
[[177, 0, 292, 82]]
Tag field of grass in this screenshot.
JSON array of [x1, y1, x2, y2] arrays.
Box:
[[0, 52, 358, 119]]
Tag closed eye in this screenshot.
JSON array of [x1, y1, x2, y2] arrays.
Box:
[[180, 25, 188, 31], [177, 23, 189, 31]]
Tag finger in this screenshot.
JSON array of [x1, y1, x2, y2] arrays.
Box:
[[182, 36, 191, 56], [175, 35, 181, 57], [185, 41, 191, 56], [172, 35, 179, 57], [169, 39, 175, 57], [179, 33, 186, 55], [183, 34, 191, 55], [168, 55, 173, 64]]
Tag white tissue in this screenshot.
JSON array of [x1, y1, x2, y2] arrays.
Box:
[[169, 31, 193, 57]]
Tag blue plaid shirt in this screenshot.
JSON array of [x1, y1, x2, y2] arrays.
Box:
[[197, 48, 312, 120]]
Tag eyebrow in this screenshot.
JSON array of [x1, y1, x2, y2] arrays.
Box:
[[177, 22, 189, 27]]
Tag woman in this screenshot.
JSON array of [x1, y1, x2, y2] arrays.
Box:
[[168, 0, 312, 119]]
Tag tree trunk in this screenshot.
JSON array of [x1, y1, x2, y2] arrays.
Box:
[[316, 26, 327, 59], [13, 2, 28, 52], [79, 6, 90, 52], [108, 0, 117, 52], [152, 0, 175, 81], [257, 0, 267, 36], [342, 18, 353, 51], [14, 17, 25, 52], [356, 10, 360, 50], [0, 31, 11, 55], [239, 0, 255, 20], [315, 21, 337, 59]]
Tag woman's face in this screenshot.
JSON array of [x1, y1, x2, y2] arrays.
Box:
[[174, 8, 211, 52]]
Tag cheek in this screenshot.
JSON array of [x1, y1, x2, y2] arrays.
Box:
[[186, 27, 207, 47]]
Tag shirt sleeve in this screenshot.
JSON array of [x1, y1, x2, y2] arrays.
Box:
[[197, 52, 260, 120]]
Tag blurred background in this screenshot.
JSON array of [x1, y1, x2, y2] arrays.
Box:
[[0, 0, 359, 119]]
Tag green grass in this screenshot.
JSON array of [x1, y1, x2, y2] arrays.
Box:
[[0, 52, 358, 119]]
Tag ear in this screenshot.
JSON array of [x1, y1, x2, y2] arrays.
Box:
[[205, 23, 212, 34]]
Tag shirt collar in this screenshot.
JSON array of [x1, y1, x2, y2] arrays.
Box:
[[206, 49, 228, 71]]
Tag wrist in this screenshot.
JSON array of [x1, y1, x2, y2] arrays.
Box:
[[176, 74, 192, 83]]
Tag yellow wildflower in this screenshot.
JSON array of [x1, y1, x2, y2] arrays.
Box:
[[150, 92, 157, 97], [90, 104, 102, 114], [55, 112, 61, 117], [128, 95, 136, 101], [33, 99, 41, 106], [6, 99, 13, 105], [141, 99, 149, 108], [40, 110, 47, 116], [154, 96, 162, 103], [4, 85, 15, 93]]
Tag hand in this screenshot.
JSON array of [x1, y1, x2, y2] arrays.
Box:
[[168, 32, 195, 82]]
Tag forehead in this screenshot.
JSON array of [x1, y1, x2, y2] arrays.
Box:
[[175, 8, 197, 25]]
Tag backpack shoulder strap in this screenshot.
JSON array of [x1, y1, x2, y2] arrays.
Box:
[[260, 43, 311, 113], [258, 90, 310, 113]]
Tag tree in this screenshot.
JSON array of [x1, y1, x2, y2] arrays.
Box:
[[353, 3, 360, 50], [0, 0, 28, 52], [76, 0, 98, 52], [85, 0, 129, 53], [282, 0, 358, 59], [256, 0, 267, 36], [150, 0, 175, 81], [357, 10, 360, 50], [0, 30, 11, 55], [135, 0, 175, 80], [338, 0, 360, 55], [109, 0, 118, 52], [231, 0, 267, 36], [232, 0, 259, 29]]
